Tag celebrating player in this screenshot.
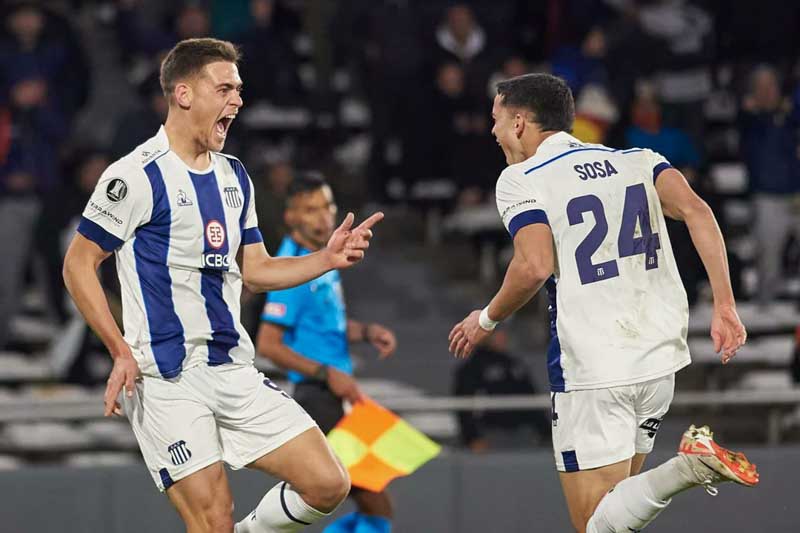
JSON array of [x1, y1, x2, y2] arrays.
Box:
[[256, 171, 397, 533], [449, 73, 758, 533], [63, 38, 383, 533]]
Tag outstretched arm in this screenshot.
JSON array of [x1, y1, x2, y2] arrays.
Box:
[[240, 212, 383, 293], [655, 167, 746, 362], [449, 223, 554, 358]]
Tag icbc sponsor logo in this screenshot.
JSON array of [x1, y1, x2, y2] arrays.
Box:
[[205, 220, 225, 249]]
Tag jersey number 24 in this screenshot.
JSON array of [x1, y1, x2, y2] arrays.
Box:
[[567, 183, 660, 285]]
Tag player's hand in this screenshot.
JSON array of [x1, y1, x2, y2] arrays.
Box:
[[448, 310, 492, 358], [366, 323, 397, 359], [710, 304, 747, 364], [327, 368, 365, 404], [104, 350, 140, 416], [324, 212, 384, 269]]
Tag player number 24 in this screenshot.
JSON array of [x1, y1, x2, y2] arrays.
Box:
[[567, 183, 660, 285]]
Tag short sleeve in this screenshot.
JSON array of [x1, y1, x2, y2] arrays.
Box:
[[261, 286, 307, 328], [77, 163, 152, 252], [241, 175, 262, 245], [495, 167, 549, 239], [648, 149, 673, 183], [227, 156, 263, 246]]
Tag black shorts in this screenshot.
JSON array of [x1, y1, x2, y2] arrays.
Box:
[[292, 380, 345, 434]]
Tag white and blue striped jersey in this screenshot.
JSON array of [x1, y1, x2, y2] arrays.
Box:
[[496, 132, 690, 392], [78, 126, 263, 379]]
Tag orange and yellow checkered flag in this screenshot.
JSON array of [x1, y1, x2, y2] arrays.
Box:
[[326, 399, 441, 492]]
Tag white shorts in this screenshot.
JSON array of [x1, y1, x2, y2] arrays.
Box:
[[122, 363, 317, 491], [551, 373, 674, 472]]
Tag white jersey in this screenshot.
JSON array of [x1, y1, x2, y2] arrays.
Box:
[[496, 132, 690, 392], [78, 126, 263, 378]]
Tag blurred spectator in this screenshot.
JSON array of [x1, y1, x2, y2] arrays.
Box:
[[236, 0, 303, 106], [433, 4, 493, 102], [486, 55, 530, 100], [625, 86, 701, 170], [116, 1, 210, 63], [36, 149, 110, 324], [453, 329, 550, 452], [424, 62, 496, 204], [634, 0, 715, 138], [551, 26, 610, 95], [739, 65, 800, 305], [359, 1, 426, 201], [253, 160, 294, 255], [110, 71, 167, 159], [572, 84, 619, 144]]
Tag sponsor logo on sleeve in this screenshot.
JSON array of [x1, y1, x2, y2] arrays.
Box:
[[88, 200, 124, 225], [500, 198, 538, 221], [106, 178, 128, 203]]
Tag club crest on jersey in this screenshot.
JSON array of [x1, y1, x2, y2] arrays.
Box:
[[168, 440, 192, 466], [106, 178, 128, 202], [205, 220, 226, 249], [176, 189, 193, 206], [224, 186, 243, 208]]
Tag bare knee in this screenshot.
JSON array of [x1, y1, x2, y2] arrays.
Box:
[[302, 466, 350, 513]]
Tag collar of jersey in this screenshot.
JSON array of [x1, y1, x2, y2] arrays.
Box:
[[154, 125, 216, 175]]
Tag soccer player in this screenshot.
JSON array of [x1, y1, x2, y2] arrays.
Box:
[[448, 73, 758, 533], [63, 38, 383, 533], [256, 172, 397, 533]]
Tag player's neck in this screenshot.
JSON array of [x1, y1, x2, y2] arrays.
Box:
[[164, 118, 212, 171], [520, 130, 560, 161]]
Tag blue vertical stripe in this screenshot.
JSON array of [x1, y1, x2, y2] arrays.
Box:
[[136, 162, 186, 378], [189, 170, 239, 366], [561, 450, 580, 472], [227, 157, 251, 235], [545, 276, 565, 392]]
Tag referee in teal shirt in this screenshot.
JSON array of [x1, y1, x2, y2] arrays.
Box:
[[257, 172, 397, 533]]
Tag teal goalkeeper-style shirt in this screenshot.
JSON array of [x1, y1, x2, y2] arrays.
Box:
[[260, 236, 352, 382]]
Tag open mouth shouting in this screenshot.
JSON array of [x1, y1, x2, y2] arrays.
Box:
[[215, 113, 236, 140]]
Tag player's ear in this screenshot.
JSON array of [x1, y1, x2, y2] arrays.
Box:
[[514, 112, 525, 139], [174, 82, 192, 109]]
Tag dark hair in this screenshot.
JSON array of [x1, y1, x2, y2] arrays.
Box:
[[287, 171, 328, 199], [160, 38, 240, 98], [496, 73, 575, 132]]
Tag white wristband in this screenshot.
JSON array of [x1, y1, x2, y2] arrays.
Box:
[[478, 306, 499, 331]]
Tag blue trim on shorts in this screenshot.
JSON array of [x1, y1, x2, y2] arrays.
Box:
[[159, 467, 174, 490], [561, 450, 580, 472]]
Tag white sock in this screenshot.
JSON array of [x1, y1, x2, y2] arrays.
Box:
[[235, 482, 329, 533], [586, 456, 699, 533]]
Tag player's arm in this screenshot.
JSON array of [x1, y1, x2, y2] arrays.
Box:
[[347, 319, 397, 358], [655, 167, 746, 362], [63, 234, 138, 415], [449, 224, 554, 358], [240, 212, 383, 293], [256, 322, 363, 402]]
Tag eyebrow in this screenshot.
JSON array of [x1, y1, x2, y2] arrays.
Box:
[[216, 82, 243, 90]]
